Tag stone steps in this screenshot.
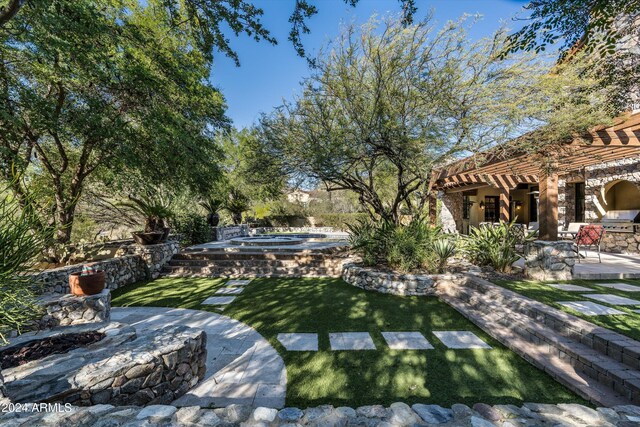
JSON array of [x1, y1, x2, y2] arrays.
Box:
[[438, 276, 640, 406]]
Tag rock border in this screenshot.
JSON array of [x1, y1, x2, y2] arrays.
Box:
[[341, 263, 465, 296], [2, 401, 639, 426]]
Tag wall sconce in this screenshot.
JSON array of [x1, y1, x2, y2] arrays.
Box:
[[479, 201, 485, 209]]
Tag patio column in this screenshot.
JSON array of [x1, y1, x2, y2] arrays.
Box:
[[499, 187, 509, 222], [539, 168, 559, 241], [428, 193, 437, 226]]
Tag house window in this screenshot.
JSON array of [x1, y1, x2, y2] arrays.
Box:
[[575, 182, 585, 222], [484, 196, 499, 222], [463, 195, 471, 220]]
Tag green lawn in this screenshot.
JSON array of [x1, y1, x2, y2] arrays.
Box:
[[111, 277, 584, 407], [495, 279, 640, 341]]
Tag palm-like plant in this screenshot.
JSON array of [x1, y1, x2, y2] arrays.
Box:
[[225, 187, 250, 225], [118, 191, 174, 232]]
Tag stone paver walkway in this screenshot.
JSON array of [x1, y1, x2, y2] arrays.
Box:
[[215, 287, 244, 295], [202, 296, 236, 305], [329, 332, 376, 350], [583, 294, 640, 306], [277, 333, 318, 351], [547, 284, 593, 291], [597, 282, 640, 292], [111, 307, 286, 408], [433, 331, 492, 349], [381, 332, 434, 350], [226, 279, 253, 286], [559, 301, 626, 316]]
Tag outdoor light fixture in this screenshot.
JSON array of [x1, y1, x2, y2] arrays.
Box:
[[479, 201, 485, 209]]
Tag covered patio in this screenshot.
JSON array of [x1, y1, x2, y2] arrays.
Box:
[[431, 114, 640, 279]]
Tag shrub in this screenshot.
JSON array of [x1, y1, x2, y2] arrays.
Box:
[[173, 213, 210, 246], [1, 189, 52, 343], [462, 221, 520, 273], [347, 218, 452, 273]]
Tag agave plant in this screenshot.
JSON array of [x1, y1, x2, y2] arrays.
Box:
[[431, 238, 457, 273]]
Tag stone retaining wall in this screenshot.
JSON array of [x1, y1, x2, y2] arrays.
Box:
[[251, 226, 337, 235], [33, 241, 179, 294], [212, 224, 249, 241], [2, 401, 639, 426], [524, 240, 576, 280], [116, 241, 180, 279], [341, 264, 464, 296], [38, 289, 111, 329]]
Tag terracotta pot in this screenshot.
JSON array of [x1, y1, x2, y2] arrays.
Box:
[[132, 231, 164, 245], [69, 270, 106, 296]]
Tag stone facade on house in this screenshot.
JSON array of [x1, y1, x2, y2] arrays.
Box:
[[33, 241, 179, 294], [440, 191, 462, 233]]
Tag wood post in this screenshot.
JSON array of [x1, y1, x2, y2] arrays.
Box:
[[428, 193, 437, 225], [539, 168, 559, 241], [499, 188, 509, 222]]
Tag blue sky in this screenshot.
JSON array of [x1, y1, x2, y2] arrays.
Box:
[[210, 0, 531, 129]]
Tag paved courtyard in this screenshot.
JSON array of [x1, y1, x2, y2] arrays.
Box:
[[110, 306, 286, 408]]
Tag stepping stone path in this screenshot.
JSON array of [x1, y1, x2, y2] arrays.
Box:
[[547, 284, 592, 291], [583, 294, 640, 306], [381, 331, 434, 350], [277, 333, 318, 351], [596, 282, 640, 292], [215, 287, 244, 295], [202, 296, 236, 306], [329, 332, 376, 350], [226, 279, 253, 286], [560, 301, 626, 316], [433, 331, 492, 349]]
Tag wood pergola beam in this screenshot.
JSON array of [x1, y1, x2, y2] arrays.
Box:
[[441, 173, 538, 190]]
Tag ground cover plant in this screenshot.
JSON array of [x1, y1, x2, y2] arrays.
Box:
[[495, 279, 640, 341], [112, 276, 584, 407]]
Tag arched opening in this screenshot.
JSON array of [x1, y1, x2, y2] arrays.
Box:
[[603, 179, 640, 211]]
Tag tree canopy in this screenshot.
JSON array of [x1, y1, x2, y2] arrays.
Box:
[[505, 0, 640, 111], [260, 15, 614, 224], [0, 0, 227, 242]]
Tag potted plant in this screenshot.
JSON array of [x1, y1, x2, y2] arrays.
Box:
[[69, 264, 105, 296], [119, 192, 173, 245], [200, 197, 224, 227]]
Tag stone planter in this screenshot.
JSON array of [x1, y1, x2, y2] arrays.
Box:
[[38, 289, 111, 329]]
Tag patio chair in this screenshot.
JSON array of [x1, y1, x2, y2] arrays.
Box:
[[559, 222, 589, 240], [573, 224, 605, 263]]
